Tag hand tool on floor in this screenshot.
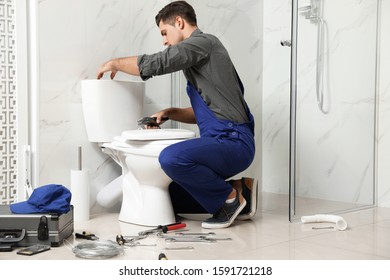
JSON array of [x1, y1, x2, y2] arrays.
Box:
[[158, 253, 168, 260], [75, 231, 99, 240], [164, 246, 195, 251], [312, 226, 335, 230], [138, 222, 186, 236], [175, 232, 215, 236], [165, 236, 217, 243], [116, 235, 156, 247], [137, 116, 169, 127], [164, 235, 232, 243], [125, 242, 157, 247], [116, 235, 146, 245]]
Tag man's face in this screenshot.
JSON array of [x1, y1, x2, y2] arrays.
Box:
[[159, 17, 184, 47]]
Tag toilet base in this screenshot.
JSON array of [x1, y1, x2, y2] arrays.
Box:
[[118, 182, 176, 227], [100, 132, 195, 227]]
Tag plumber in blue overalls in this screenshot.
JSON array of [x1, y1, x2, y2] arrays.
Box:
[[97, 1, 257, 229]]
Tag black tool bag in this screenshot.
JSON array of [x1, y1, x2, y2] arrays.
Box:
[[0, 205, 74, 251]]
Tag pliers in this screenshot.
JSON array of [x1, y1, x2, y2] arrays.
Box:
[[75, 231, 99, 240], [137, 116, 169, 127]]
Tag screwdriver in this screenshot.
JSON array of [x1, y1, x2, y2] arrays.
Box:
[[138, 222, 186, 236]]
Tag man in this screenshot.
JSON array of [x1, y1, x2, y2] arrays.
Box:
[[97, 1, 257, 229]]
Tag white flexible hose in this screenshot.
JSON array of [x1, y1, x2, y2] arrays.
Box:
[[96, 175, 123, 208], [301, 214, 347, 230], [72, 240, 124, 259]]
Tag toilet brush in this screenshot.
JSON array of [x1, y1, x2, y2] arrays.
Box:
[[70, 146, 90, 222]]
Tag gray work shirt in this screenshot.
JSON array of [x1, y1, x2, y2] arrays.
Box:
[[137, 28, 250, 123]]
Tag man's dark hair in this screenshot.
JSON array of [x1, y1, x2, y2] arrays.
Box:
[[155, 1, 197, 27]]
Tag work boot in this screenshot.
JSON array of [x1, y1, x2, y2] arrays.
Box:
[[231, 177, 258, 220]]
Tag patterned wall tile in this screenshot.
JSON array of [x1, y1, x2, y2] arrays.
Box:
[[0, 0, 16, 204]]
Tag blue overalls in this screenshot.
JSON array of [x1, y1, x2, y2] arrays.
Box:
[[159, 81, 255, 214]]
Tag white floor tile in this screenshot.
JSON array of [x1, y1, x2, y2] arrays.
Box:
[[1, 197, 389, 261]]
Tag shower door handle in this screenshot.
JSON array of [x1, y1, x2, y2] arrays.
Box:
[[281, 40, 291, 47]]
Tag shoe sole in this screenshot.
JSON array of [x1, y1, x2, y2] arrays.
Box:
[[236, 178, 258, 220], [201, 198, 247, 229]]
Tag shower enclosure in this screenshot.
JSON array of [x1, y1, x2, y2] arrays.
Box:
[[289, 0, 379, 221]]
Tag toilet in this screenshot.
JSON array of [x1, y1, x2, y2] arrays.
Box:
[[81, 79, 196, 226]]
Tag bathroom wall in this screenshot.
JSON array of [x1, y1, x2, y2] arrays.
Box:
[[378, 0, 390, 208], [295, 0, 378, 205], [261, 0, 389, 208], [182, 0, 263, 180], [36, 0, 390, 214], [0, 0, 18, 204], [37, 0, 262, 213], [38, 0, 172, 212], [261, 0, 291, 196]]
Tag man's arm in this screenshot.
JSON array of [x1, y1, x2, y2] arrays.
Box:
[[97, 56, 140, 79]]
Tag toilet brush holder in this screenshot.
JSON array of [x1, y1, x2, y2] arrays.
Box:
[[71, 169, 90, 222]]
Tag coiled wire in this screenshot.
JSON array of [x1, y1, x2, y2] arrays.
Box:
[[72, 240, 124, 259]]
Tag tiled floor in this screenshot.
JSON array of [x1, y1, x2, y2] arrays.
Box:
[[1, 193, 390, 260]]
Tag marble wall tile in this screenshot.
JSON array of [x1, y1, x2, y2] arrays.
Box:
[[38, 0, 172, 213], [295, 0, 377, 204], [262, 0, 385, 208], [378, 0, 390, 208], [184, 0, 262, 180], [262, 0, 292, 194]]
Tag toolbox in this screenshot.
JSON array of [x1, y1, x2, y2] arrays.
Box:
[[0, 204, 74, 251]]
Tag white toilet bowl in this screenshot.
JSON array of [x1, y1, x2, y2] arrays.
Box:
[[81, 79, 196, 226], [102, 129, 195, 226]]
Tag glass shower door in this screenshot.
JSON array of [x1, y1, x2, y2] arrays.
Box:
[[289, 0, 379, 221]]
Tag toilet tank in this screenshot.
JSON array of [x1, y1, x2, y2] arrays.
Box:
[[81, 79, 145, 143]]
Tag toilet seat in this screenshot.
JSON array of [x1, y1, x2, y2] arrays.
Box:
[[103, 128, 196, 155], [111, 136, 180, 148], [113, 129, 195, 147], [122, 128, 196, 141]]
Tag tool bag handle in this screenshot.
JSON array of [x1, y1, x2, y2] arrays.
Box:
[[0, 229, 26, 243]]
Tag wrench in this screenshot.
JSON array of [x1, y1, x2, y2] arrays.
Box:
[[124, 242, 157, 247], [165, 237, 217, 243], [175, 232, 216, 236], [164, 246, 195, 250]]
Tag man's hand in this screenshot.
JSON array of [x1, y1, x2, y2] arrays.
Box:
[[97, 60, 118, 80], [97, 56, 140, 79]]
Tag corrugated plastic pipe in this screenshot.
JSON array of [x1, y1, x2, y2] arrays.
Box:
[[301, 214, 348, 230]]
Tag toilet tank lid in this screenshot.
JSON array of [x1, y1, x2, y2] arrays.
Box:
[[121, 129, 196, 140]]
